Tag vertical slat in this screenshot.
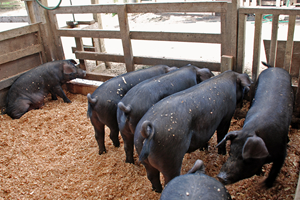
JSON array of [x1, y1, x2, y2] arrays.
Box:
[[37, 23, 47, 63], [24, 1, 35, 24], [283, 15, 296, 73], [245, 0, 250, 6], [75, 38, 87, 70], [269, 14, 279, 67], [226, 0, 239, 71], [237, 12, 246, 73], [118, 5, 134, 72], [220, 11, 227, 57], [47, 11, 65, 60], [252, 13, 262, 82], [91, 0, 111, 69], [276, 0, 281, 7]]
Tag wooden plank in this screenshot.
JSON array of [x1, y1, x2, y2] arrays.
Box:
[[239, 7, 300, 15], [252, 13, 263, 82], [126, 2, 228, 13], [0, 44, 43, 65], [75, 51, 221, 71], [118, 5, 134, 72], [50, 4, 121, 14], [269, 14, 279, 67], [75, 51, 124, 63], [130, 31, 222, 43], [0, 54, 41, 81], [0, 32, 38, 55], [0, 23, 39, 42], [91, 0, 111, 69], [56, 29, 120, 39], [84, 72, 115, 82], [75, 37, 87, 70], [0, 71, 28, 91], [47, 11, 65, 60], [0, 16, 28, 23], [283, 15, 296, 73], [49, 2, 227, 14], [66, 82, 98, 96], [134, 56, 221, 71], [226, 0, 239, 71], [220, 11, 227, 57], [237, 12, 246, 73]]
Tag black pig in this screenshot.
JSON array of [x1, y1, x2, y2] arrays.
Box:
[[5, 59, 85, 119], [87, 65, 176, 155], [160, 160, 232, 200], [216, 62, 294, 188], [134, 70, 252, 192], [117, 65, 214, 163]]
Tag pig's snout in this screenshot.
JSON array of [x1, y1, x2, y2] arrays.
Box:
[[217, 172, 228, 185], [82, 70, 87, 77]]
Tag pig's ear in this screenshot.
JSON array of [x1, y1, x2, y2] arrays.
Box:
[[66, 59, 77, 65], [63, 63, 76, 74], [166, 66, 178, 72], [237, 73, 253, 92], [197, 68, 214, 82], [216, 131, 239, 148], [242, 136, 269, 160]]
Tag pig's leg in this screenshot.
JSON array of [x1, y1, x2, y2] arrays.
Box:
[[52, 85, 71, 103], [142, 160, 162, 193], [107, 121, 120, 148], [51, 93, 58, 100], [216, 115, 233, 155], [121, 131, 134, 163], [162, 165, 181, 186], [264, 152, 286, 188], [90, 113, 107, 154], [10, 98, 31, 119]]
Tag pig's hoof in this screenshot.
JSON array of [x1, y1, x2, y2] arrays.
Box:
[[217, 149, 226, 155], [153, 186, 162, 193], [125, 158, 134, 164], [98, 149, 107, 155], [64, 99, 72, 103], [113, 141, 120, 148], [264, 180, 274, 188]]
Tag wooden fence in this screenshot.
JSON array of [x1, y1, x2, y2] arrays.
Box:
[[236, 7, 300, 116], [47, 1, 238, 82], [0, 23, 46, 108]]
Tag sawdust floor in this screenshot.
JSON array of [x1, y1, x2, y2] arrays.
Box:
[[0, 92, 299, 199]]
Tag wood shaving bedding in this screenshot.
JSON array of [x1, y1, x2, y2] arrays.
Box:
[[0, 92, 299, 199]]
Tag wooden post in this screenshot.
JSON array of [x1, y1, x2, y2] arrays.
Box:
[[23, 0, 61, 62], [118, 4, 134, 72], [252, 13, 263, 82], [237, 12, 247, 73], [47, 11, 65, 61], [269, 14, 279, 67], [91, 0, 111, 69], [226, 0, 239, 72], [221, 55, 233, 72]]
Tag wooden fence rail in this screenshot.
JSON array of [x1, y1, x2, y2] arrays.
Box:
[[47, 2, 232, 75]]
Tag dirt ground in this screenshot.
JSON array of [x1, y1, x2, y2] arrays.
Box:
[[0, 92, 299, 199]]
